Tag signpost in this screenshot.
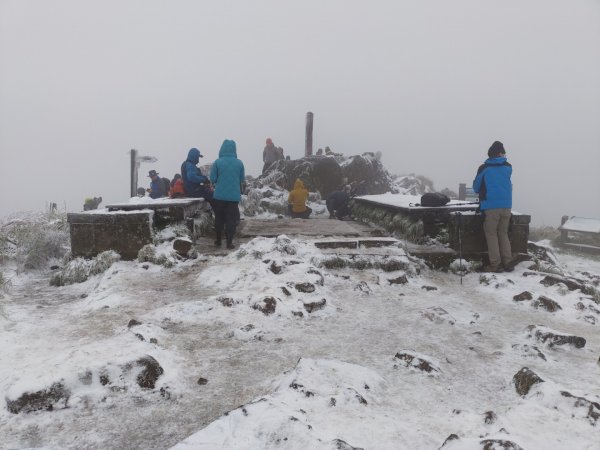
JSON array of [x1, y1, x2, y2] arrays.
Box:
[[129, 149, 158, 197]]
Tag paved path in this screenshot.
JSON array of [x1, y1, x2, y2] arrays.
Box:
[[238, 217, 384, 238], [194, 217, 386, 256]]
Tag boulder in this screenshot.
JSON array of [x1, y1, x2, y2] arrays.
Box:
[[513, 291, 533, 302], [394, 351, 440, 374], [304, 298, 326, 313], [480, 440, 524, 450], [135, 355, 164, 389], [252, 296, 277, 315], [6, 382, 70, 414], [331, 438, 364, 450], [560, 391, 600, 425], [532, 295, 562, 312], [513, 367, 544, 396], [173, 238, 193, 257], [256, 153, 393, 197], [483, 410, 497, 424], [295, 282, 316, 293], [526, 325, 586, 349]]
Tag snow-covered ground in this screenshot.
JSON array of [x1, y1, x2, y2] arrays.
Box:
[[1, 233, 600, 449]]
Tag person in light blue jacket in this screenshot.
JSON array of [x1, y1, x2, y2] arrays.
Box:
[[210, 140, 245, 249], [473, 141, 514, 272]]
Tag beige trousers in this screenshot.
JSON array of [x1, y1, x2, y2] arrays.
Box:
[[483, 208, 512, 268]]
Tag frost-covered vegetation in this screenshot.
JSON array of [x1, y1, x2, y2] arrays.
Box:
[[0, 211, 70, 272], [50, 251, 121, 286], [0, 212, 70, 289]]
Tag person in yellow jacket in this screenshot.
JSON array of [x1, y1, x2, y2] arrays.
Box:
[[287, 179, 312, 219]]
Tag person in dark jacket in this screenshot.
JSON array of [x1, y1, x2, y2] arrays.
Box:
[[326, 185, 352, 219], [210, 140, 245, 249], [473, 141, 514, 272], [262, 138, 279, 174], [148, 170, 167, 199], [181, 148, 214, 206]]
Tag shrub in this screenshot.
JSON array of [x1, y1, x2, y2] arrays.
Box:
[[50, 251, 121, 286], [1, 211, 69, 272]]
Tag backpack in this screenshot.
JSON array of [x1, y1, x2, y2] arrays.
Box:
[[161, 177, 171, 197], [419, 192, 451, 207]]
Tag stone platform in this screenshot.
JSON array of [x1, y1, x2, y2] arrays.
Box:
[[352, 194, 530, 257], [68, 198, 211, 260]]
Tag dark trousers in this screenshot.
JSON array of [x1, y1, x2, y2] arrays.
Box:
[[214, 200, 239, 243], [188, 188, 215, 209], [290, 206, 312, 219]]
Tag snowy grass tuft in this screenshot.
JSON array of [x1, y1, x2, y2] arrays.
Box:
[[1, 211, 70, 272], [50, 251, 121, 286]]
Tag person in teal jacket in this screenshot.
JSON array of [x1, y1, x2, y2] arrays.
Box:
[[210, 140, 245, 249], [473, 141, 514, 272]]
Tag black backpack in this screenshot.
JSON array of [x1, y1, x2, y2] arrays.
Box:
[[161, 177, 171, 197], [419, 192, 451, 207]]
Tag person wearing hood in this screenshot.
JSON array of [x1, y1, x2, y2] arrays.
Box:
[[262, 138, 279, 174], [326, 185, 352, 219], [181, 148, 214, 205], [288, 179, 312, 219], [210, 139, 245, 249], [473, 141, 514, 273]]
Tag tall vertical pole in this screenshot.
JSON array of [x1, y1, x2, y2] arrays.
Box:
[[458, 183, 466, 201], [130, 149, 138, 197], [305, 112, 314, 157]]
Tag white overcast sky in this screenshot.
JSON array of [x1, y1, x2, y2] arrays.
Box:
[[1, 0, 599, 225]]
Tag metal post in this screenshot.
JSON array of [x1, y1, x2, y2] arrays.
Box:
[[305, 112, 313, 157], [458, 183, 466, 201], [130, 149, 138, 197]]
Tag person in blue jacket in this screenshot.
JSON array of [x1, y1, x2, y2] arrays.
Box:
[[473, 141, 514, 272], [181, 148, 214, 206], [147, 170, 167, 199], [210, 140, 245, 249]]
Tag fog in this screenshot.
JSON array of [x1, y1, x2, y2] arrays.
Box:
[[1, 0, 599, 226]]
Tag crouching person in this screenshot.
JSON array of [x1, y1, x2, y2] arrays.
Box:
[[326, 185, 352, 219], [210, 139, 245, 250], [288, 179, 312, 219]]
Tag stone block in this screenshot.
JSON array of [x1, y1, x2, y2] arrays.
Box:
[[448, 214, 530, 255], [68, 212, 153, 260]]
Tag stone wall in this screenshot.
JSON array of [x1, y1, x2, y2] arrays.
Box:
[[67, 211, 153, 260]]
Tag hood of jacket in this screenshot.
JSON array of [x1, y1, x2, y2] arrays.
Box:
[[218, 140, 237, 158], [293, 179, 305, 190], [484, 156, 508, 166], [187, 148, 202, 164]]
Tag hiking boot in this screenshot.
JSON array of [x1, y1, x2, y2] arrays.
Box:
[[483, 265, 502, 273], [502, 260, 517, 272]]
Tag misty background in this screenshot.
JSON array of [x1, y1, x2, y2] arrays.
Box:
[[1, 0, 598, 226]]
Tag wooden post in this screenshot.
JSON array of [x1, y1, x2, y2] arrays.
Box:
[[458, 183, 466, 201], [305, 112, 313, 157], [130, 149, 138, 198]]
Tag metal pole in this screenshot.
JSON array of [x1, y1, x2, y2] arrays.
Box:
[[458, 183, 466, 201], [305, 112, 313, 157], [130, 149, 138, 197], [458, 213, 463, 285]]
